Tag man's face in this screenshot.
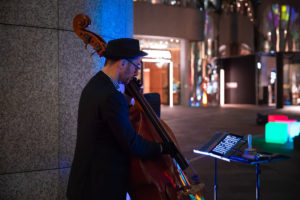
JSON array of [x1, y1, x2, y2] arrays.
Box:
[[119, 57, 141, 84]]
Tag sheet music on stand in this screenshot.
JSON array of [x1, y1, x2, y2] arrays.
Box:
[[193, 132, 246, 162]]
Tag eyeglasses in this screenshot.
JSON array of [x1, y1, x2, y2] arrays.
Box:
[[126, 59, 141, 70]]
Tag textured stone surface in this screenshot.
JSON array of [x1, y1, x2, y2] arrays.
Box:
[[0, 25, 59, 173], [58, 30, 103, 168], [58, 168, 70, 200], [0, 169, 59, 200], [0, 0, 57, 28], [100, 0, 133, 39], [59, 0, 133, 39], [0, 0, 134, 198], [58, 0, 133, 168], [58, 0, 87, 31]]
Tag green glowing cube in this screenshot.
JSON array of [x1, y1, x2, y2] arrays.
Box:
[[265, 122, 288, 144]]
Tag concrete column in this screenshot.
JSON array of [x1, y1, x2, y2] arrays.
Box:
[[0, 0, 133, 199], [180, 39, 190, 106], [276, 52, 283, 108]]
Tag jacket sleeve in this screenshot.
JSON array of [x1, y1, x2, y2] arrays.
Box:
[[101, 92, 161, 158]]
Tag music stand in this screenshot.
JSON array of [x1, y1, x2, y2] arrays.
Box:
[[193, 132, 289, 200]]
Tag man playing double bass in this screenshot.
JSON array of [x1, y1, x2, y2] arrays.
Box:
[[67, 38, 176, 200]]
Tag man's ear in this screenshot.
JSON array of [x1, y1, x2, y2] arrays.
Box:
[[119, 59, 126, 69]]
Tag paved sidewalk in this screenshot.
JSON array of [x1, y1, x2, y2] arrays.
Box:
[[161, 104, 300, 200]]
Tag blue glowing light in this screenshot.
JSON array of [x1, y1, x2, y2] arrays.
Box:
[[289, 122, 300, 142]]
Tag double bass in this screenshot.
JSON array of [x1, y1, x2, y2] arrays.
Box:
[[73, 14, 204, 200]]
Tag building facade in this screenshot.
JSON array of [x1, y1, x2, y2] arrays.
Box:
[[134, 0, 300, 107], [134, 1, 205, 106]]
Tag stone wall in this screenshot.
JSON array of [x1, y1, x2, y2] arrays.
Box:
[[0, 1, 133, 199]]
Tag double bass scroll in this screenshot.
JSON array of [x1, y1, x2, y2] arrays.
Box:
[[73, 14, 107, 57]]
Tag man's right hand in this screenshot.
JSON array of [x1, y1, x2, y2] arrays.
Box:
[[161, 142, 178, 157]]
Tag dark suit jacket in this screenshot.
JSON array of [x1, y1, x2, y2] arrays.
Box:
[[67, 71, 161, 200]]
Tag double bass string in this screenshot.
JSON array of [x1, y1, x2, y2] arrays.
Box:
[[129, 80, 201, 183], [128, 81, 173, 143], [128, 80, 189, 170]]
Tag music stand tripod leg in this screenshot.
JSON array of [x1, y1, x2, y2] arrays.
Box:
[[256, 164, 261, 200], [214, 158, 218, 200]]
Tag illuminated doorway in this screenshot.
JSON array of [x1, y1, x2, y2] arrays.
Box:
[[135, 35, 181, 106], [141, 58, 174, 107]]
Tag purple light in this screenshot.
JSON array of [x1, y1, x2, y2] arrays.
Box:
[[269, 12, 273, 20]]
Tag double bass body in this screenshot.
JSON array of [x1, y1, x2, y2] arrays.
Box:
[[127, 80, 203, 200], [129, 102, 179, 200]]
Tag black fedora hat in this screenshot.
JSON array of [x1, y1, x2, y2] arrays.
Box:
[[103, 38, 147, 60]]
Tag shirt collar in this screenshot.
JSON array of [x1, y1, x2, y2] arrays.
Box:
[[102, 71, 121, 92]]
